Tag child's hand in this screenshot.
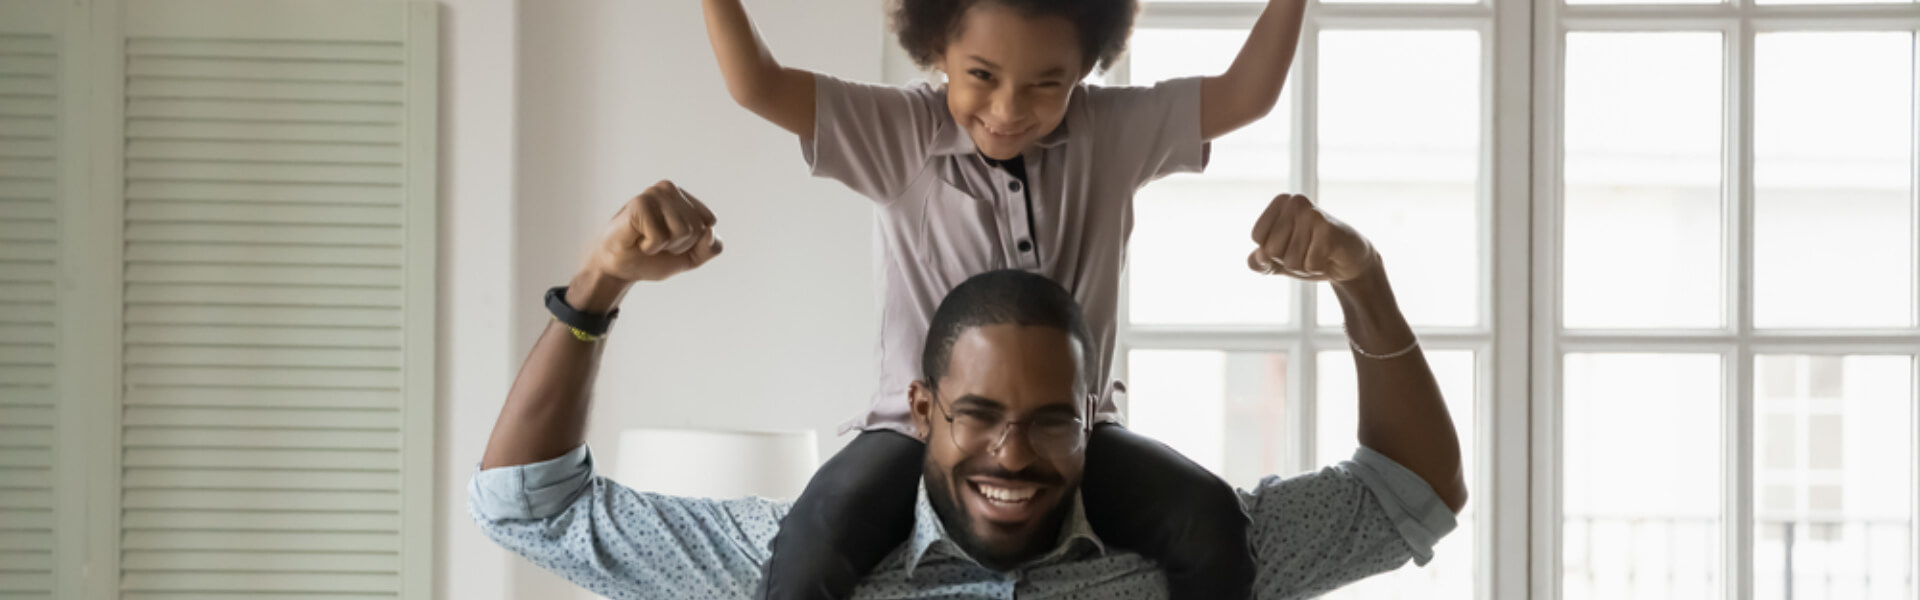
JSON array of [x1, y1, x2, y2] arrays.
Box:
[[585, 180, 724, 283], [1245, 194, 1378, 283]]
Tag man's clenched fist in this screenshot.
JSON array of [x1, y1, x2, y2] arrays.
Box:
[[587, 180, 724, 283], [1246, 194, 1377, 283]]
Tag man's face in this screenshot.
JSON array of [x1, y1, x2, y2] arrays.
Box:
[[911, 323, 1089, 570]]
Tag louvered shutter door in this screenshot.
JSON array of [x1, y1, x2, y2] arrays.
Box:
[[115, 1, 434, 598], [0, 1, 61, 599]]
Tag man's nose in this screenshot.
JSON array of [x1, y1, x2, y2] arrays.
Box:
[[990, 423, 1038, 472]]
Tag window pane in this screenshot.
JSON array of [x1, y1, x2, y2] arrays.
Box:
[[1754, 33, 1915, 328], [1563, 33, 1724, 329], [1317, 31, 1481, 328], [1754, 355, 1915, 600], [1317, 350, 1476, 600], [1127, 350, 1289, 490], [1563, 353, 1723, 600], [1130, 30, 1294, 326]]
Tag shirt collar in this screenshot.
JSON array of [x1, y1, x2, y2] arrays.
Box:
[[925, 83, 1081, 158], [903, 481, 1107, 578]]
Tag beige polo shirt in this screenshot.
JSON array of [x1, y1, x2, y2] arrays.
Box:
[[804, 73, 1209, 436]]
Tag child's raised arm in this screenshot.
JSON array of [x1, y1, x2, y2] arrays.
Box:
[[702, 0, 817, 137], [1200, 0, 1309, 141]]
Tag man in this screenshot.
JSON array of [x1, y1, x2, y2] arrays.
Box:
[[470, 181, 1467, 599]]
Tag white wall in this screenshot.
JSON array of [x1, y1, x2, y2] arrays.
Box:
[[435, 0, 888, 598], [434, 1, 518, 599]]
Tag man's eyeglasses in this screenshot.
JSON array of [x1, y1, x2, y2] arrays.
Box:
[[931, 392, 1088, 459]]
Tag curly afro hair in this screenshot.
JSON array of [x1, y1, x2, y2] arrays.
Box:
[[892, 0, 1140, 74]]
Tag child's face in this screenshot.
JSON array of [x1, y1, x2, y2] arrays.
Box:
[[936, 2, 1089, 160]]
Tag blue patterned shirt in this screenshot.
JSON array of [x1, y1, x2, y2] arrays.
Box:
[[469, 445, 1456, 599]]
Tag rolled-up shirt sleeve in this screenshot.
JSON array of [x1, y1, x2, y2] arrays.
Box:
[[1243, 446, 1459, 599], [468, 445, 790, 599]]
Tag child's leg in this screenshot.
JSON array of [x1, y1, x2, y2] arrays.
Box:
[[1083, 423, 1257, 600], [757, 429, 924, 600]]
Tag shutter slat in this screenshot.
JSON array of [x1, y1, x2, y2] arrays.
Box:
[[123, 468, 398, 491], [129, 139, 402, 165], [128, 77, 403, 103], [126, 199, 402, 224], [0, 161, 54, 179], [0, 56, 54, 76], [0, 509, 51, 530], [121, 572, 399, 593], [0, 367, 53, 386], [0, 467, 48, 489], [0, 344, 52, 364], [0, 116, 52, 138], [121, 530, 398, 553], [0, 243, 54, 263], [125, 162, 401, 185], [0, 98, 57, 116], [0, 449, 50, 467], [124, 325, 400, 348], [124, 550, 395, 574], [0, 181, 51, 200], [124, 366, 401, 388], [127, 244, 403, 268], [128, 99, 402, 125], [129, 180, 401, 205], [0, 386, 52, 405], [125, 264, 400, 287], [125, 387, 399, 410], [0, 37, 56, 55], [0, 139, 56, 160], [125, 223, 401, 245], [0, 406, 52, 425], [124, 406, 398, 429], [125, 448, 397, 471], [0, 572, 52, 591], [126, 346, 399, 368], [0, 223, 55, 242], [122, 428, 399, 450], [0, 265, 54, 285], [0, 428, 53, 448], [0, 550, 52, 570], [0, 490, 51, 509], [128, 39, 403, 62], [122, 489, 399, 512], [128, 57, 402, 83], [0, 75, 54, 97], [124, 510, 397, 532], [125, 305, 402, 327], [127, 119, 399, 144]]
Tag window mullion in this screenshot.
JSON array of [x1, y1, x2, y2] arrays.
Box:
[[1293, 16, 1322, 471], [1728, 16, 1758, 600]]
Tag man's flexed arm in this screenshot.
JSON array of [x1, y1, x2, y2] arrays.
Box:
[[480, 181, 724, 470], [1246, 195, 1468, 513]]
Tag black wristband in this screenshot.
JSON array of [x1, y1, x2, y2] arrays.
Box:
[[545, 286, 619, 337]]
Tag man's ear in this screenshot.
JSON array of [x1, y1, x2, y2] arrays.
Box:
[[909, 381, 935, 442]]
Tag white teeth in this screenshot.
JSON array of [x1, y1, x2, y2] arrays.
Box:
[[977, 483, 1036, 503]]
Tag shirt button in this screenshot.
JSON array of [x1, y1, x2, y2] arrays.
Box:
[[1008, 180, 1022, 193], [1018, 239, 1033, 253]]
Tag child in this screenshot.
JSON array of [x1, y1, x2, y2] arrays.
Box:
[[701, 0, 1308, 597]]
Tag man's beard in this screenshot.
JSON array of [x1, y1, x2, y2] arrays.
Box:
[[923, 455, 1077, 571]]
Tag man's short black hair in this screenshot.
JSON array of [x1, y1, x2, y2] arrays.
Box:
[[921, 269, 1093, 393], [892, 0, 1139, 73]]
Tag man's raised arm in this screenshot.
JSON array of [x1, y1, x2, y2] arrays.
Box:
[[1246, 194, 1468, 513], [479, 180, 723, 469]]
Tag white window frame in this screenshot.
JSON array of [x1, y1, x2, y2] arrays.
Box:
[[1119, 1, 1920, 599], [1532, 2, 1920, 599], [1116, 1, 1532, 598]]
